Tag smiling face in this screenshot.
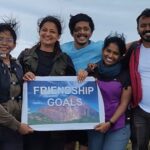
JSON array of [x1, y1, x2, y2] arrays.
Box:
[[102, 43, 121, 66], [39, 21, 60, 49], [72, 21, 92, 49], [138, 16, 150, 42], [0, 30, 15, 56]]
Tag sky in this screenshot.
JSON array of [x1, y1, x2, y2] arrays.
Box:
[[0, 0, 150, 57]]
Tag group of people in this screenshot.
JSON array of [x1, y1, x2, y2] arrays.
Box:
[[0, 8, 150, 150]]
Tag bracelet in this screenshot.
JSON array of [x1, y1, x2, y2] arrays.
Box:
[[108, 120, 114, 126]]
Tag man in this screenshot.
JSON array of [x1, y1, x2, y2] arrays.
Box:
[[128, 8, 150, 150], [61, 13, 103, 150], [61, 13, 103, 72]]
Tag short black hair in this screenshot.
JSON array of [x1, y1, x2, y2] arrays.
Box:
[[136, 8, 150, 25], [69, 13, 94, 35], [0, 18, 18, 43], [103, 33, 126, 56]]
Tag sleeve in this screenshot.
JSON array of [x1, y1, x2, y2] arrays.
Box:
[[18, 50, 25, 65], [17, 50, 26, 73], [0, 104, 20, 131], [120, 70, 131, 89]]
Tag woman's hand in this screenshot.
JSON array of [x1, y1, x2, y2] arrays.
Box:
[[18, 123, 34, 135], [23, 71, 35, 81], [87, 63, 97, 72], [95, 122, 111, 133], [77, 70, 88, 82]]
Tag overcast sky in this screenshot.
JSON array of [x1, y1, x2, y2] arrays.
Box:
[[0, 0, 149, 57]]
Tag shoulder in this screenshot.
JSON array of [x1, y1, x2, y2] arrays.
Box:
[[90, 40, 104, 47], [59, 52, 71, 60], [87, 40, 104, 53], [61, 41, 74, 52], [120, 69, 130, 78], [18, 44, 38, 59], [18, 48, 31, 58], [118, 69, 131, 87], [127, 40, 140, 52], [58, 52, 74, 67], [11, 57, 22, 69], [61, 41, 73, 46]]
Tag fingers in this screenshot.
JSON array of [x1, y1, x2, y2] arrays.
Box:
[[95, 122, 111, 133], [18, 123, 34, 135], [88, 64, 95, 70], [95, 126, 105, 133], [23, 72, 35, 81], [95, 123, 101, 129], [88, 63, 97, 71], [77, 70, 88, 82]]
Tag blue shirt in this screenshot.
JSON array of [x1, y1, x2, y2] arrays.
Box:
[[61, 41, 103, 72]]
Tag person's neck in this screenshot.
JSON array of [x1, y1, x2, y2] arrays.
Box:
[[142, 41, 150, 48], [74, 41, 89, 49], [2, 56, 10, 66], [40, 44, 54, 52]]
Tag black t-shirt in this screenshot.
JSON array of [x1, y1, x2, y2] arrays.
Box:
[[36, 49, 55, 76]]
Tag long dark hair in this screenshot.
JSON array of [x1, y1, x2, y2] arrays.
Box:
[[103, 33, 126, 57], [102, 33, 129, 69], [38, 15, 62, 53]]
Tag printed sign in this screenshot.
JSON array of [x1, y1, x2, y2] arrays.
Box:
[[22, 76, 105, 131]]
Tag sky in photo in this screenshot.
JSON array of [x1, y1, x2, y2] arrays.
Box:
[[0, 0, 149, 56]]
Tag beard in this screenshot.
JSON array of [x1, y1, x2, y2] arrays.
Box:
[[139, 31, 150, 42]]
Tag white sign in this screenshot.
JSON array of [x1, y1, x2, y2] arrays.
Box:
[[22, 76, 105, 131]]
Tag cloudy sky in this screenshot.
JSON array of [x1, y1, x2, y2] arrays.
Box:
[[0, 0, 149, 57]]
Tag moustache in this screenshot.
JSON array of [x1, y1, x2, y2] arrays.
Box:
[[143, 30, 150, 35], [77, 34, 87, 37]]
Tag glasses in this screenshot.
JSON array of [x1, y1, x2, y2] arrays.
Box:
[[0, 37, 14, 43]]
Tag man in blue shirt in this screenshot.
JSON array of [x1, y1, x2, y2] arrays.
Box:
[[61, 13, 103, 150], [61, 13, 103, 72]]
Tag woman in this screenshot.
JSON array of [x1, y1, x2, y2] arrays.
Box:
[[18, 16, 76, 150], [78, 33, 132, 150], [0, 19, 33, 150]]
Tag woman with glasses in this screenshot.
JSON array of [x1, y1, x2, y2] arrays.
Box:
[[0, 18, 33, 150]]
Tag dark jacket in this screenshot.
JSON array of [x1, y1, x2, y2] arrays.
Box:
[[0, 56, 23, 103], [18, 44, 76, 76], [0, 56, 23, 131]]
